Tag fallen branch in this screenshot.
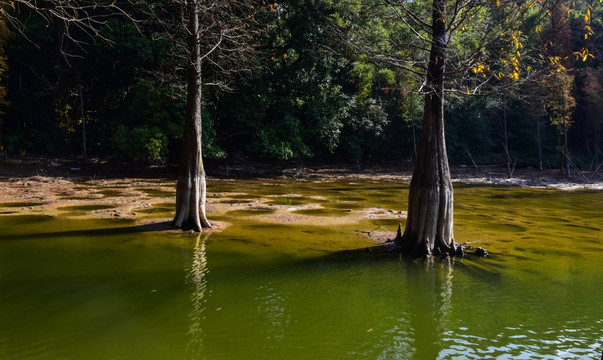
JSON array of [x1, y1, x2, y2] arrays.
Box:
[[591, 161, 603, 179], [466, 149, 478, 169], [354, 226, 394, 236], [510, 158, 517, 178], [561, 151, 589, 182]]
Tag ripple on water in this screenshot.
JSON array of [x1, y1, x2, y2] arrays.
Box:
[[438, 322, 603, 360]]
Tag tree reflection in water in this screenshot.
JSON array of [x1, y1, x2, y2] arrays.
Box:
[[403, 257, 456, 359], [186, 234, 209, 359]]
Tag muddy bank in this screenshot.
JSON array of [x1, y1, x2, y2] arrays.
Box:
[[0, 157, 601, 227], [1, 156, 602, 186]]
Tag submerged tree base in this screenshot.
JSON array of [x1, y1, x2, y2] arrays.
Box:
[[392, 224, 471, 258]]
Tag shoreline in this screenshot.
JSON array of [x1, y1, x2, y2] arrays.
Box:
[[1, 157, 601, 226], [1, 156, 602, 187]]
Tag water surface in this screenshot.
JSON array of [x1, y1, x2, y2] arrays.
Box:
[[1, 180, 602, 359]]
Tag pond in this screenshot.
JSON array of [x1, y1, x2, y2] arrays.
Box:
[[1, 179, 602, 359]]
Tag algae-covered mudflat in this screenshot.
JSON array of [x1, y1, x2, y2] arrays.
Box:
[[1, 175, 602, 359]]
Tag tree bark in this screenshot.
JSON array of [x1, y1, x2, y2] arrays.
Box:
[[79, 85, 87, 162], [172, 0, 212, 231], [536, 115, 543, 171], [395, 0, 461, 257], [502, 95, 511, 178], [563, 120, 570, 177]]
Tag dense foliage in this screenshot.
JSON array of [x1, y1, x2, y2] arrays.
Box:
[[0, 0, 601, 170]]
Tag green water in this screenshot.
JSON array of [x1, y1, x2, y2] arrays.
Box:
[[1, 180, 602, 359]]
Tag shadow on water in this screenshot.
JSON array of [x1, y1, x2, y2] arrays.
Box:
[[2, 208, 600, 359], [2, 178, 603, 360], [0, 219, 174, 242], [185, 229, 502, 359]]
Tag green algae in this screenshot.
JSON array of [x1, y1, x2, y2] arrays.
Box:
[[136, 206, 173, 215], [97, 189, 125, 197], [320, 200, 366, 210], [0, 202, 46, 208], [135, 188, 174, 197], [1, 180, 602, 360], [0, 214, 54, 227], [266, 197, 307, 206], [58, 205, 114, 212], [291, 208, 351, 217], [58, 196, 98, 200], [227, 208, 276, 216], [228, 194, 255, 200], [219, 199, 254, 204], [56, 204, 114, 216]]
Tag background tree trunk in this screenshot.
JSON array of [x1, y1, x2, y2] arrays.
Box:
[[79, 85, 87, 162], [536, 116, 543, 170], [563, 120, 571, 177], [395, 0, 461, 257], [172, 0, 212, 231], [501, 95, 511, 178]]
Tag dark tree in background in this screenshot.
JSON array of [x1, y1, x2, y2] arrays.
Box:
[[0, 0, 144, 157]]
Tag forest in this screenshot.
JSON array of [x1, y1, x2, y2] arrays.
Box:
[[2, 2, 603, 357], [0, 0, 601, 172]]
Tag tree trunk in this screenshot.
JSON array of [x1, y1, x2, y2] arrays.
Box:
[[79, 85, 87, 162], [502, 96, 511, 178], [395, 0, 461, 257], [563, 120, 570, 177], [172, 0, 212, 231], [536, 116, 543, 170]]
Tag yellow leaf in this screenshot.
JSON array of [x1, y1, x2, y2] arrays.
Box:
[[583, 54, 588, 61], [467, 88, 470, 95]]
